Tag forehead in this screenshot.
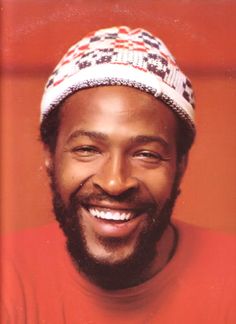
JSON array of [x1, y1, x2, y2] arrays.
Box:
[[59, 86, 178, 141]]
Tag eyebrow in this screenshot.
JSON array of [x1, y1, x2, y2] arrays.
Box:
[[66, 130, 108, 143], [130, 135, 169, 148], [66, 130, 169, 148]]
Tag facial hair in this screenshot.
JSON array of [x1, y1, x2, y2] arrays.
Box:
[[50, 174, 180, 290]]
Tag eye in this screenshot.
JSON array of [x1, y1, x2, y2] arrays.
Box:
[[134, 150, 166, 163], [71, 145, 101, 158]]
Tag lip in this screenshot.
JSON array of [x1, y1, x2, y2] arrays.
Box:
[[83, 202, 141, 213], [80, 205, 147, 238]]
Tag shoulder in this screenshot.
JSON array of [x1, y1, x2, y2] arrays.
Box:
[[171, 220, 236, 290], [173, 220, 236, 275], [1, 222, 74, 323], [174, 220, 236, 261], [167, 221, 236, 322], [1, 221, 66, 278], [173, 220, 236, 315], [2, 221, 64, 255]]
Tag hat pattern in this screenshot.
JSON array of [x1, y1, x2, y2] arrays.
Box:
[[42, 26, 195, 132]]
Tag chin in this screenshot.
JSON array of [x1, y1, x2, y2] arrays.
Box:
[[85, 234, 145, 267]]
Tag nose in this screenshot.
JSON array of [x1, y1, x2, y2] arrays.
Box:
[[92, 154, 139, 196]]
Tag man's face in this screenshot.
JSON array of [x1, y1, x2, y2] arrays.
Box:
[[47, 86, 185, 288]]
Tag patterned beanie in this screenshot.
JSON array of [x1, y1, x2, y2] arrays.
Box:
[[41, 26, 195, 136]]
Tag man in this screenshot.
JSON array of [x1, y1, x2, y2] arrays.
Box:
[[2, 26, 236, 323]]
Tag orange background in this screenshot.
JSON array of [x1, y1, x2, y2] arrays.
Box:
[[1, 0, 236, 233]]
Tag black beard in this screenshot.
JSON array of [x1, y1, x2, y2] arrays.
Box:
[[50, 175, 180, 290]]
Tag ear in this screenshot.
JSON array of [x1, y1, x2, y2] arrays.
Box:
[[43, 146, 54, 176], [176, 154, 188, 184]]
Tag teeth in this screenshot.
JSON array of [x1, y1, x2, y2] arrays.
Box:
[[89, 208, 132, 221], [90, 209, 97, 217]]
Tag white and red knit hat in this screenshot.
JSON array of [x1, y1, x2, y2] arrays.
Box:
[[41, 26, 195, 134]]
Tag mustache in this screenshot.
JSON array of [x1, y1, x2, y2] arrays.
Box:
[[70, 189, 159, 214]]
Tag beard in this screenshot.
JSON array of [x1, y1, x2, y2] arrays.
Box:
[[50, 173, 180, 290]]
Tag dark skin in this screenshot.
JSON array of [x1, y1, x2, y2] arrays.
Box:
[[45, 86, 187, 285]]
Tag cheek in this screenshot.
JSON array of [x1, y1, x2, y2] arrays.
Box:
[[134, 164, 177, 203], [54, 156, 101, 202]]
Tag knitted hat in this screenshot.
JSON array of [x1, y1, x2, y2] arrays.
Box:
[[41, 26, 195, 135]]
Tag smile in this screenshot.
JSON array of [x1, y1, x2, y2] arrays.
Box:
[[80, 204, 148, 238], [89, 208, 133, 221]]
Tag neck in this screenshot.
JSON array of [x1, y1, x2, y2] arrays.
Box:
[[143, 223, 177, 283]]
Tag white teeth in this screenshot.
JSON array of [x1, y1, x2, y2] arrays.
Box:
[[90, 209, 97, 217], [88, 208, 132, 221]]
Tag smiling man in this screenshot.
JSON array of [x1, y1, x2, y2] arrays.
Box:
[[2, 26, 236, 323], [41, 26, 194, 291]]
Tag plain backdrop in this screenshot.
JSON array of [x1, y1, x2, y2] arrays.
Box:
[[1, 0, 236, 233]]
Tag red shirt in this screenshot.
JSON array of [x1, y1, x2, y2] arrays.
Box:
[[1, 220, 236, 323]]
